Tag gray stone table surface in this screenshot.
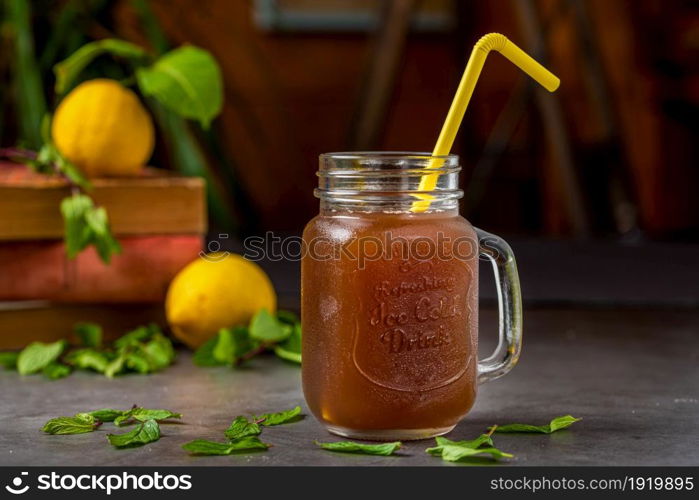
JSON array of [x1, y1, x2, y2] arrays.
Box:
[[1, 308, 697, 466]]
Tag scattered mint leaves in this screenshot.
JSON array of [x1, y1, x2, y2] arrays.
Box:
[[425, 434, 494, 456], [74, 322, 102, 348], [315, 440, 402, 456], [4, 323, 175, 380], [182, 437, 269, 456], [0, 352, 19, 370], [42, 413, 100, 435], [224, 416, 261, 440], [249, 309, 290, 343], [491, 415, 582, 434], [17, 340, 67, 375], [253, 406, 302, 426], [107, 419, 160, 448]]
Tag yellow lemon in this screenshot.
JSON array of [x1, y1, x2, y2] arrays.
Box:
[[52, 78, 154, 177], [166, 253, 277, 348]]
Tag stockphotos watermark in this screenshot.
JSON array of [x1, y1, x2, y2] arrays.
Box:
[[199, 232, 502, 269], [4, 470, 192, 495]]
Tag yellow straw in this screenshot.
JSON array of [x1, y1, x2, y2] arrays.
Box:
[[411, 33, 560, 212]]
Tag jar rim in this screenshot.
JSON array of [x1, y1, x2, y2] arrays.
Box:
[[320, 151, 458, 161]]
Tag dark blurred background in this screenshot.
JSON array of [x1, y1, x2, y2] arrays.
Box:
[[2, 0, 698, 309]]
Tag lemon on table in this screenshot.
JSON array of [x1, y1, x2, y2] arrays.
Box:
[[52, 78, 154, 177], [166, 253, 277, 348]]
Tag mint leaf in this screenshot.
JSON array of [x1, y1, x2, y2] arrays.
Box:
[[88, 409, 125, 422], [136, 46, 223, 128], [224, 416, 261, 440], [425, 435, 494, 456], [253, 406, 302, 426], [74, 322, 102, 348], [182, 437, 269, 456], [492, 415, 581, 434], [114, 325, 153, 350], [315, 440, 402, 456], [43, 363, 71, 380], [54, 39, 150, 94], [0, 352, 19, 370], [274, 323, 301, 364], [17, 340, 67, 375], [42, 413, 99, 434], [213, 326, 254, 364], [426, 435, 512, 462], [104, 354, 126, 378], [276, 310, 299, 325], [114, 407, 182, 427], [192, 336, 220, 366], [65, 348, 110, 373], [439, 445, 512, 462], [107, 419, 160, 448], [84, 206, 122, 263], [140, 332, 175, 370], [249, 309, 290, 343], [60, 194, 95, 258]]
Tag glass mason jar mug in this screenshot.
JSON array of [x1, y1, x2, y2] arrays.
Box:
[[301, 152, 522, 440]]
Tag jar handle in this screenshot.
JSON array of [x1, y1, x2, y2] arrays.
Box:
[[476, 228, 523, 384]]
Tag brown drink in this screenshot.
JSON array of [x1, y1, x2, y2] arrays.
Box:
[[302, 211, 478, 438]]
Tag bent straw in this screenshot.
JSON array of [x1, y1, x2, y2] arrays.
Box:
[[411, 33, 560, 212]]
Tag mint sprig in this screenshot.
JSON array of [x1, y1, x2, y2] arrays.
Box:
[[193, 310, 301, 367], [253, 406, 302, 426]]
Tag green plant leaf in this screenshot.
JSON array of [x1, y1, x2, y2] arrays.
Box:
[[74, 322, 102, 348], [42, 363, 71, 380], [276, 310, 299, 325], [274, 323, 301, 364], [88, 409, 125, 422], [425, 434, 494, 456], [249, 309, 290, 343], [113, 324, 154, 350], [315, 440, 402, 456], [0, 352, 19, 370], [224, 416, 261, 440], [114, 407, 182, 427], [60, 193, 120, 263], [492, 415, 582, 434], [140, 332, 176, 371], [192, 336, 221, 366], [426, 435, 512, 462], [136, 46, 222, 128], [104, 353, 126, 378], [17, 340, 67, 375], [182, 437, 269, 456], [253, 406, 302, 426], [54, 39, 150, 94], [107, 419, 161, 448], [65, 348, 110, 373], [42, 413, 99, 434]]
